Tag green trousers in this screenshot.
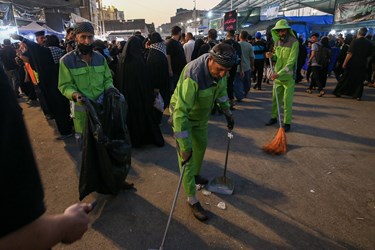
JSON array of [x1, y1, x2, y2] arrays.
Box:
[[271, 79, 295, 125], [176, 125, 208, 197]]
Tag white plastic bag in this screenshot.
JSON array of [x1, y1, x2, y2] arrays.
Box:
[[154, 92, 164, 113]]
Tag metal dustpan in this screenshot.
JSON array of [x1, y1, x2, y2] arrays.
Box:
[[207, 131, 234, 195]]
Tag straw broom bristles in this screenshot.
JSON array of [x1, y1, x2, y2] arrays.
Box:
[[262, 127, 287, 154]]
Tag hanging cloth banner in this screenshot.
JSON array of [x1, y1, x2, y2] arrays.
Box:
[[0, 3, 15, 26], [224, 10, 237, 31], [334, 0, 375, 24], [209, 17, 223, 30], [260, 3, 280, 21], [13, 4, 45, 22]]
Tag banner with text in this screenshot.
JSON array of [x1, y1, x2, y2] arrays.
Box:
[[334, 0, 375, 24], [224, 10, 237, 31], [260, 3, 280, 21], [13, 4, 45, 22], [209, 17, 223, 30]]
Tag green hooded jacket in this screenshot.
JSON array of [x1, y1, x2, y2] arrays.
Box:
[[58, 50, 114, 133], [271, 19, 299, 82], [170, 54, 230, 152]]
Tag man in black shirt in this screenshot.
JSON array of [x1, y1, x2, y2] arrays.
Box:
[[0, 67, 92, 248], [166, 26, 187, 95], [333, 27, 375, 100]]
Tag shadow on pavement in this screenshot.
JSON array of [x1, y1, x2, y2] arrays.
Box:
[[91, 192, 211, 250]]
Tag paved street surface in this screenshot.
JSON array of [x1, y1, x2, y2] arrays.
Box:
[[22, 78, 375, 250]]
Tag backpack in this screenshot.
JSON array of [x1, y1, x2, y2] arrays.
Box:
[[316, 43, 331, 67], [222, 39, 242, 65]]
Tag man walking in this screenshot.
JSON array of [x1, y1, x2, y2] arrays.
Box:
[[169, 43, 236, 221], [166, 26, 187, 96], [233, 30, 254, 100], [333, 27, 375, 100], [183, 32, 195, 63], [265, 19, 299, 132], [252, 32, 266, 90]]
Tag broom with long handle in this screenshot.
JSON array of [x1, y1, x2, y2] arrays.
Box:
[[262, 57, 287, 154]]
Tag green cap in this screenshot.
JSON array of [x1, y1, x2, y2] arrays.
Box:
[[272, 19, 291, 31]]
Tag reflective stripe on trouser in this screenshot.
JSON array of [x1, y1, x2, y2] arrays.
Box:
[[271, 79, 295, 125], [176, 125, 208, 197]]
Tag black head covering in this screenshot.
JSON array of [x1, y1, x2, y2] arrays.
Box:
[[209, 43, 237, 68], [75, 22, 94, 35], [150, 32, 163, 44], [122, 36, 143, 59], [92, 39, 106, 57], [45, 35, 60, 47], [34, 30, 45, 37], [191, 38, 205, 60]]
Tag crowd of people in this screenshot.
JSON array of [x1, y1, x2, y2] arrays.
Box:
[[1, 19, 375, 247]]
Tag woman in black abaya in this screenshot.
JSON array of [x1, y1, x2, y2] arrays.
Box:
[[115, 36, 164, 147], [146, 32, 170, 124]]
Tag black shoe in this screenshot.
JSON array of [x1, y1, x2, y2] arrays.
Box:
[[190, 202, 208, 221], [122, 181, 134, 190], [195, 175, 208, 185], [265, 118, 277, 126], [283, 124, 291, 132]]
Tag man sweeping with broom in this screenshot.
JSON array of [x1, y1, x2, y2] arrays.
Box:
[[265, 19, 299, 133]]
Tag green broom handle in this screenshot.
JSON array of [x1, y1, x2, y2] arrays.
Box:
[[268, 57, 283, 128]]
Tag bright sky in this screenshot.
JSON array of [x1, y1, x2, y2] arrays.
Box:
[[102, 0, 222, 26]]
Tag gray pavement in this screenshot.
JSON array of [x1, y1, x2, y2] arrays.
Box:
[[23, 77, 375, 249]]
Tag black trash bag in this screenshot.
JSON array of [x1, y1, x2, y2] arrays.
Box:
[[79, 88, 132, 200]]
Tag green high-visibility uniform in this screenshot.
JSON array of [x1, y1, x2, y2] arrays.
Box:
[[271, 19, 299, 125], [170, 54, 230, 197], [58, 50, 114, 134]]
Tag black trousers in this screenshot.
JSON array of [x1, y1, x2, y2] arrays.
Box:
[[253, 59, 265, 88], [227, 66, 236, 100]]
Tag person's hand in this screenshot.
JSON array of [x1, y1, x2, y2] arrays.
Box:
[[180, 150, 192, 163], [270, 73, 279, 80], [61, 203, 91, 244], [240, 71, 244, 79], [225, 114, 234, 131], [342, 63, 347, 69], [266, 52, 273, 58], [72, 92, 83, 102]]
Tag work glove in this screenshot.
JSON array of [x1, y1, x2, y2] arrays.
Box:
[[222, 108, 234, 131], [225, 114, 234, 131], [72, 92, 85, 103]]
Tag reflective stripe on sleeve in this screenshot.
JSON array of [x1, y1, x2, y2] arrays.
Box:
[[284, 66, 292, 74], [74, 105, 86, 112], [217, 95, 229, 103], [174, 130, 189, 139]]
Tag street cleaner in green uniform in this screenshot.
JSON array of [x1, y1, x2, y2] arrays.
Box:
[[58, 22, 113, 137], [265, 19, 299, 132], [169, 43, 236, 221]]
